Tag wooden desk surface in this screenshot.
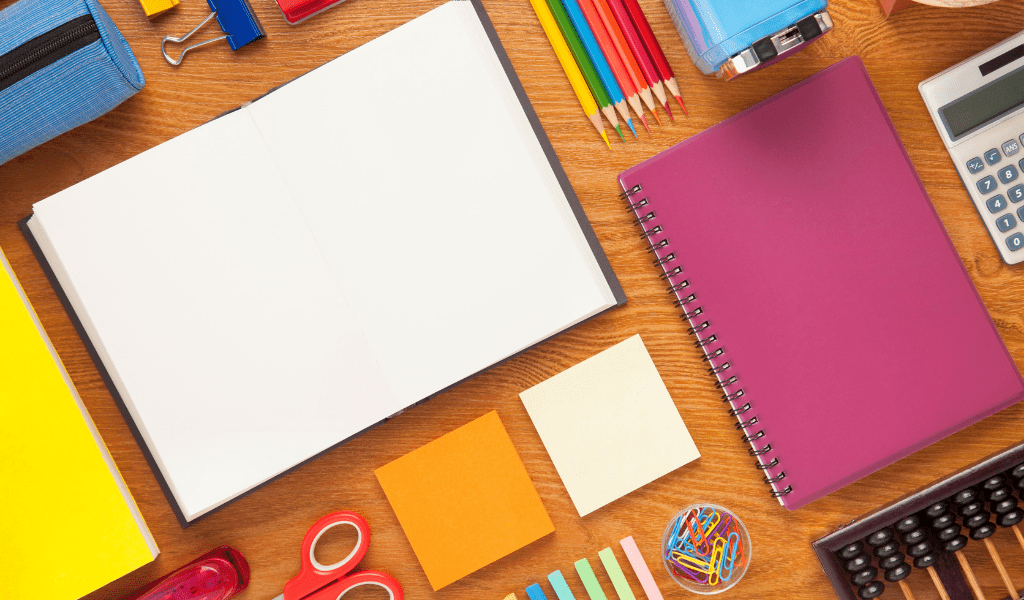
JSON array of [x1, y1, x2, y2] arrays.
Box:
[[4, 0, 1024, 598]]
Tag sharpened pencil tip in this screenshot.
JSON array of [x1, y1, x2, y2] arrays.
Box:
[[651, 109, 662, 126], [615, 124, 625, 141], [626, 119, 637, 138], [674, 95, 687, 116], [639, 114, 651, 133], [663, 101, 674, 121], [601, 130, 610, 149]]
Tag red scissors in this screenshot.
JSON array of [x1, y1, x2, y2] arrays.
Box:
[[272, 511, 403, 600]]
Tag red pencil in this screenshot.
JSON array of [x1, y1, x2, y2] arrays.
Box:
[[605, 0, 673, 120], [577, 0, 649, 133], [619, 0, 686, 115]]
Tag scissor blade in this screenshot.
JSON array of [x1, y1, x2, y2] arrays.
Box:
[[269, 594, 284, 600]]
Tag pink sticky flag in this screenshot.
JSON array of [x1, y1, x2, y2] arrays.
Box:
[[619, 537, 664, 600]]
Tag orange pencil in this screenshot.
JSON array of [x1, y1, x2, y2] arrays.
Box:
[[590, 0, 661, 125], [577, 0, 649, 133]]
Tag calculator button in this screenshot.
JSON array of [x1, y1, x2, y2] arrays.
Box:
[[967, 157, 985, 173], [1005, 140, 1021, 156], [1010, 185, 1024, 203], [1017, 206, 1024, 221], [987, 194, 1008, 213], [986, 148, 1002, 164], [997, 213, 1018, 232], [1007, 233, 1024, 251], [977, 176, 998, 194], [999, 165, 1019, 184]]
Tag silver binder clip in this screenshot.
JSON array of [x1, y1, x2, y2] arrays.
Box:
[[161, 0, 265, 66], [161, 12, 225, 66]]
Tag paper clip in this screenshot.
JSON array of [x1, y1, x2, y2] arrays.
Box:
[[162, 0, 265, 65], [138, 0, 178, 18]]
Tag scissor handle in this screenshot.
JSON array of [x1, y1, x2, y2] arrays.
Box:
[[304, 571, 404, 600], [283, 511, 370, 600]]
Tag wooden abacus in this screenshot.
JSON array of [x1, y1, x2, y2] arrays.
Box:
[[813, 441, 1024, 600]]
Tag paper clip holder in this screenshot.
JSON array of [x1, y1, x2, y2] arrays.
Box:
[[162, 0, 265, 66]]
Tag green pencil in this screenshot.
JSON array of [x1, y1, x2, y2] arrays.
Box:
[[544, 0, 624, 141]]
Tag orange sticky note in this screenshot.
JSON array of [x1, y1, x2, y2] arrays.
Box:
[[375, 411, 554, 590]]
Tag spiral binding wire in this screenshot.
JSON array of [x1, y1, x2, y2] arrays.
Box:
[[621, 183, 792, 500]]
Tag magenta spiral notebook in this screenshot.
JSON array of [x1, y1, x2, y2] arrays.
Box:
[[620, 57, 1024, 510]]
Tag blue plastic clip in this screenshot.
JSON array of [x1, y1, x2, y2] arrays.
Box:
[[161, 0, 265, 65]]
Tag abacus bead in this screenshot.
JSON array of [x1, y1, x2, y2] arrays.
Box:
[[846, 554, 871, 572], [907, 540, 932, 558], [1010, 463, 1024, 480], [988, 487, 1011, 503], [879, 552, 905, 570], [866, 529, 893, 547], [874, 541, 900, 558], [937, 524, 961, 541], [993, 497, 1018, 515], [953, 488, 978, 505], [925, 502, 949, 519], [998, 509, 1024, 527], [965, 510, 991, 530], [931, 513, 955, 530], [970, 522, 996, 540], [959, 501, 983, 518], [902, 529, 927, 545], [840, 542, 865, 560], [852, 567, 879, 586], [943, 535, 968, 553], [1017, 477, 1024, 491], [884, 563, 912, 582], [913, 553, 937, 569], [895, 516, 920, 533], [983, 476, 1005, 491], [858, 581, 885, 599]]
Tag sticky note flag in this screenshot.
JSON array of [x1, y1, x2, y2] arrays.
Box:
[[548, 570, 577, 600], [375, 411, 554, 590], [575, 558, 609, 600], [527, 583, 549, 600], [619, 537, 663, 600], [520, 334, 700, 516], [598, 548, 636, 600]]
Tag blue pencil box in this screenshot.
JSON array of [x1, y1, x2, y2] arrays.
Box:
[[663, 0, 833, 79], [0, 0, 144, 165]]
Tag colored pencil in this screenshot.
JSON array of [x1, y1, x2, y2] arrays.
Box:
[[591, 0, 661, 125], [544, 0, 625, 141], [619, 0, 686, 114], [529, 0, 611, 148], [605, 0, 673, 120], [577, 0, 649, 132], [559, 0, 637, 138]]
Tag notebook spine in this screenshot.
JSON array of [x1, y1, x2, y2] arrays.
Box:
[[621, 183, 792, 501]]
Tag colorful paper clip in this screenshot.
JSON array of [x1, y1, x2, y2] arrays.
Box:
[[161, 0, 265, 66], [138, 0, 178, 18], [664, 507, 747, 589]]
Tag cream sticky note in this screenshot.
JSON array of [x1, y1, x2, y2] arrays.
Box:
[[375, 411, 554, 590], [519, 334, 700, 516]]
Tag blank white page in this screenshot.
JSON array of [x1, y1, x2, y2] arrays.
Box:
[[246, 1, 615, 403], [30, 110, 401, 520]]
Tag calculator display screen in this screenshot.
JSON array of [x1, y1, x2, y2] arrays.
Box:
[[942, 66, 1024, 138]]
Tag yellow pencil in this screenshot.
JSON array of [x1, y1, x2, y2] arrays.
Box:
[[529, 0, 611, 148]]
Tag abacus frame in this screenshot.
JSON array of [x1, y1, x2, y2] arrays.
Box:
[[812, 440, 1024, 600]]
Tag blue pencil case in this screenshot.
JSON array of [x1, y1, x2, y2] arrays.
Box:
[[0, 0, 145, 165]]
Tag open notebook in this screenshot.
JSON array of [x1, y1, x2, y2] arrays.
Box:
[[21, 0, 624, 525]]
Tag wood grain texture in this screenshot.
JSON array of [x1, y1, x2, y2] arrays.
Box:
[[4, 0, 1024, 599]]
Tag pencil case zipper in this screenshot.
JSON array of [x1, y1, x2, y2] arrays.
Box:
[[0, 14, 100, 93]]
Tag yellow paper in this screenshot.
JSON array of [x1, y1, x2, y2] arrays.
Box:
[[0, 249, 157, 599], [375, 411, 554, 590]]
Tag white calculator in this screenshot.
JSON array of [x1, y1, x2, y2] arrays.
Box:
[[920, 30, 1024, 265]]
